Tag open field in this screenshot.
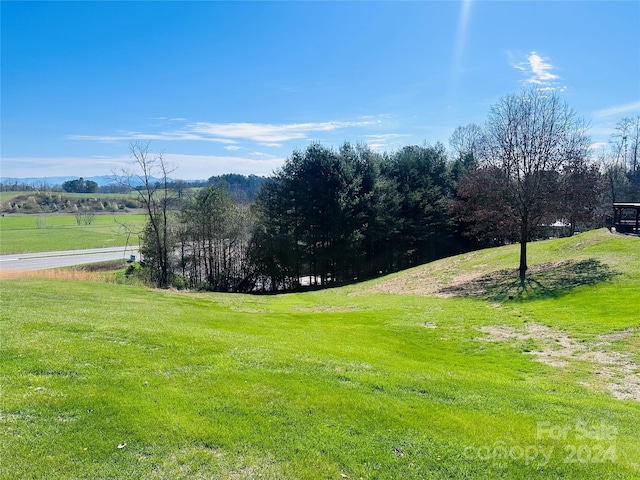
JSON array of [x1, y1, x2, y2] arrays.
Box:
[[0, 191, 139, 203], [1, 230, 639, 478], [0, 214, 146, 255], [0, 191, 31, 203]]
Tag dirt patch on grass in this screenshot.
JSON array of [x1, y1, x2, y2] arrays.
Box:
[[439, 259, 616, 301], [479, 323, 640, 401], [363, 254, 483, 296], [364, 258, 617, 301]]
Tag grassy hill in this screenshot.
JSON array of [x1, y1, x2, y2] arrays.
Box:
[[1, 191, 145, 215], [1, 229, 638, 478]]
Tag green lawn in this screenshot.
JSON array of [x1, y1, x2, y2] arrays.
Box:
[[0, 214, 146, 254], [1, 230, 639, 478]]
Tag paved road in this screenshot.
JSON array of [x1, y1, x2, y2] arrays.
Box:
[[0, 247, 139, 272]]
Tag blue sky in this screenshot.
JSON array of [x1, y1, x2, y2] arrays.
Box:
[[2, 1, 639, 180]]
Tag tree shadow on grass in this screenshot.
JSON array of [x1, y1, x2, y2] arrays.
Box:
[[437, 258, 618, 302]]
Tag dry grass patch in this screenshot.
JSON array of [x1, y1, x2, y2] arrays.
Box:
[[364, 258, 617, 302], [478, 323, 640, 401], [0, 268, 106, 282], [362, 253, 483, 296], [0, 260, 126, 282]]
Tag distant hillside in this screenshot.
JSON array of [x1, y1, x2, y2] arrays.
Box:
[[1, 174, 268, 202], [0, 175, 166, 188], [1, 191, 145, 214]]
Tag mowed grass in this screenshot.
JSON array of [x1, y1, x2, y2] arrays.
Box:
[[1, 230, 639, 478], [0, 214, 146, 254]]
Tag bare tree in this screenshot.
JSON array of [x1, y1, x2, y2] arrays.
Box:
[[610, 116, 640, 173], [114, 141, 177, 288], [599, 116, 640, 205], [481, 89, 591, 283], [449, 123, 484, 160]]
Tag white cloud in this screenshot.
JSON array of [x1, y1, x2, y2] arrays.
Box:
[[189, 120, 376, 143], [592, 101, 640, 119], [247, 150, 280, 159], [526, 52, 558, 84], [589, 141, 609, 152], [362, 133, 410, 142], [224, 145, 243, 151], [69, 119, 380, 146], [68, 131, 237, 144], [511, 51, 565, 90], [361, 133, 411, 151]]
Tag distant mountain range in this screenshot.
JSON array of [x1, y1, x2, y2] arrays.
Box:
[[0, 175, 171, 187], [1, 174, 268, 203]]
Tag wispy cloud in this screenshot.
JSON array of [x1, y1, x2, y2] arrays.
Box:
[[526, 52, 558, 84], [589, 141, 609, 152], [592, 100, 640, 119], [362, 133, 411, 151], [511, 51, 565, 91], [68, 131, 237, 144], [69, 119, 379, 145], [189, 120, 376, 143]]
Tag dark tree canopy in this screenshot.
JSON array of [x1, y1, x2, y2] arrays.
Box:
[[250, 142, 456, 291], [62, 177, 98, 193]]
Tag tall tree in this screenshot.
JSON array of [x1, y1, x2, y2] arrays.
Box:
[[115, 141, 176, 288], [449, 124, 483, 162], [250, 177, 299, 290], [250, 142, 387, 290], [383, 144, 452, 269], [607, 116, 640, 203], [450, 166, 520, 247], [479, 89, 591, 283], [559, 158, 603, 235], [179, 184, 253, 291], [611, 116, 640, 174]]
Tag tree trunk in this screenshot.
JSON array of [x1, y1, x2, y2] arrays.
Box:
[[519, 221, 528, 285]]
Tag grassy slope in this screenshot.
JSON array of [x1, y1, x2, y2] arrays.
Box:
[[1, 230, 639, 479], [0, 215, 146, 254]]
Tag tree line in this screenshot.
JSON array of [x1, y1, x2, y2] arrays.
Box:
[[251, 142, 455, 290], [121, 89, 639, 291]]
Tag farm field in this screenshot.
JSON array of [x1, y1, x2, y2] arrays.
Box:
[[0, 214, 146, 255], [0, 191, 139, 203], [0, 229, 639, 478]]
